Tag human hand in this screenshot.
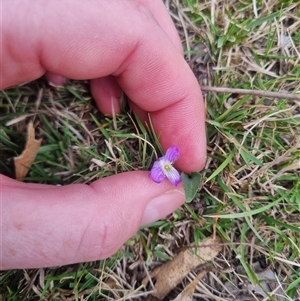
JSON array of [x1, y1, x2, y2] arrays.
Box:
[[1, 0, 206, 270]]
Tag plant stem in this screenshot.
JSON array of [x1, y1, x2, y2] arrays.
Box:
[[201, 86, 300, 101]]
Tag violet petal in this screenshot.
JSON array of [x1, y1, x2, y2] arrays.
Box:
[[164, 165, 182, 186], [164, 146, 180, 163], [150, 161, 166, 183]]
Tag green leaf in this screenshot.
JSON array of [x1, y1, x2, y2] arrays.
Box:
[[206, 197, 282, 219], [181, 172, 202, 203], [205, 150, 235, 183], [246, 11, 281, 28]]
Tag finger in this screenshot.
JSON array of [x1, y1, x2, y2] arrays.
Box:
[[1, 173, 185, 270], [91, 0, 183, 116], [43, 0, 183, 101], [44, 0, 182, 107], [90, 76, 122, 115], [3, 0, 206, 172], [45, 71, 68, 87]]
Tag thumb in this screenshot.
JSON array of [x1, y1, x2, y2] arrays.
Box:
[[1, 173, 184, 270]]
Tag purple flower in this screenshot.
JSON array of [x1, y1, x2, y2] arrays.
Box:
[[150, 146, 181, 186]]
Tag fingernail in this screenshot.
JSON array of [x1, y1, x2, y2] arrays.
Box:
[[141, 190, 185, 226]]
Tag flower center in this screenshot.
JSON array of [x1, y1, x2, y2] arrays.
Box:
[[163, 163, 171, 172]]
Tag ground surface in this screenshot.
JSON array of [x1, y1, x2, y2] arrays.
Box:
[[1, 0, 299, 300]]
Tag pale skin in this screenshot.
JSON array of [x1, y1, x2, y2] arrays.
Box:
[[0, 0, 206, 270]]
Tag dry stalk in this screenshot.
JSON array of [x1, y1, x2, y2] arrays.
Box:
[[201, 86, 300, 101]]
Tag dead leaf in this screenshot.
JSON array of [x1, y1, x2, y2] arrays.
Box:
[[170, 271, 206, 301], [143, 235, 222, 300], [247, 268, 286, 301], [225, 263, 288, 301], [14, 122, 42, 181]]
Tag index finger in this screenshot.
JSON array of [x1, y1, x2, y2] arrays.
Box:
[[111, 5, 207, 172]]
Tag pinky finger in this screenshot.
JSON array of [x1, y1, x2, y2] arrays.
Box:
[[90, 76, 122, 116], [45, 71, 68, 87]]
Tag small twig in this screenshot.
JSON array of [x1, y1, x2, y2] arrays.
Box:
[[201, 86, 300, 101]]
